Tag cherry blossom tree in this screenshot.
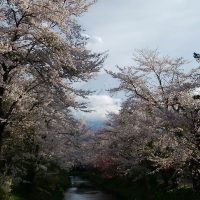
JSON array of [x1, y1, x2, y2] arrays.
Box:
[[106, 49, 200, 191], [0, 0, 106, 189], [0, 0, 105, 148]]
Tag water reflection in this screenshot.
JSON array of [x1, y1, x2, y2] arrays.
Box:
[[64, 176, 117, 200]]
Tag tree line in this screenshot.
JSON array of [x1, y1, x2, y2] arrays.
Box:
[[86, 50, 200, 194], [0, 0, 105, 197]]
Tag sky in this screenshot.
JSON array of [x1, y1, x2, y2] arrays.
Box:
[[74, 0, 200, 124]]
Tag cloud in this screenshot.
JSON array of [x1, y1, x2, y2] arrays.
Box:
[[82, 33, 104, 51], [89, 36, 103, 44], [74, 95, 121, 121], [79, 0, 200, 70], [82, 33, 103, 44], [75, 0, 200, 122]]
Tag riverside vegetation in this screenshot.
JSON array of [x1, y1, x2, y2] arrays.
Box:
[[0, 161, 70, 200]]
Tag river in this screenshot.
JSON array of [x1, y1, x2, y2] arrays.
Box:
[[64, 176, 117, 200]]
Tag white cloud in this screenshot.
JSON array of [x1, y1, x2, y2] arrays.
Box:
[[82, 33, 103, 44], [79, 0, 200, 70], [74, 95, 121, 121], [89, 36, 103, 44], [75, 0, 200, 122], [82, 33, 104, 51]]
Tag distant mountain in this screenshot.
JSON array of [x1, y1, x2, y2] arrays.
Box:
[[86, 120, 105, 131]]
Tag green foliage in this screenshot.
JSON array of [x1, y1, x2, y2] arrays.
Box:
[[152, 187, 200, 200], [81, 171, 200, 200], [15, 161, 70, 200], [6, 194, 24, 200], [0, 187, 7, 199], [0, 187, 24, 200], [0, 161, 70, 200]]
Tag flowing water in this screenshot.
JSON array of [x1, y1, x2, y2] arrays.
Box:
[[64, 176, 117, 200]]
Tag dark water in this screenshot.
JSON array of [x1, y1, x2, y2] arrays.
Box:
[[64, 176, 117, 200]]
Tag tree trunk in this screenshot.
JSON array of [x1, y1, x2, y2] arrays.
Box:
[[189, 157, 200, 192], [0, 123, 6, 150], [192, 171, 200, 192], [0, 86, 6, 153], [0, 67, 9, 152]]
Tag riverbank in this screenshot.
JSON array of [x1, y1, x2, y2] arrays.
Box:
[[0, 163, 71, 200], [79, 172, 200, 200]]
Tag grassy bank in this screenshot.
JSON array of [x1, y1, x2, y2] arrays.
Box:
[[16, 167, 70, 200], [80, 172, 200, 200], [0, 187, 24, 200], [0, 163, 71, 200]]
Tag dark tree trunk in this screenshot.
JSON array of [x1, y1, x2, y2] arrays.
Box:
[[187, 119, 200, 192], [0, 64, 10, 152], [0, 86, 6, 153], [189, 157, 200, 192], [0, 123, 6, 149], [193, 174, 200, 192]]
